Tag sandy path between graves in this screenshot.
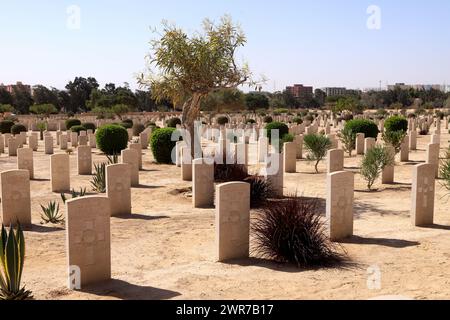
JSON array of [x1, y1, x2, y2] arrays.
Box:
[[1, 131, 450, 300]]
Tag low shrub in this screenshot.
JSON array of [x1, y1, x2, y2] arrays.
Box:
[[132, 123, 145, 136], [252, 196, 346, 267], [0, 120, 15, 134], [70, 125, 86, 134], [344, 119, 379, 140], [120, 121, 133, 129], [150, 127, 178, 164], [82, 122, 96, 132], [292, 117, 303, 125], [246, 119, 256, 124], [11, 124, 27, 135], [360, 145, 395, 190], [95, 124, 129, 155], [263, 116, 273, 123], [304, 134, 332, 173], [265, 122, 289, 142], [384, 116, 408, 133], [65, 119, 81, 130], [167, 117, 182, 128], [217, 116, 229, 125]]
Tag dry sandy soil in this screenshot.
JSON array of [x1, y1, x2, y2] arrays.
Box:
[[1, 129, 450, 300]]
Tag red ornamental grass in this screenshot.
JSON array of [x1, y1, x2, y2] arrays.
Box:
[[252, 196, 346, 267]]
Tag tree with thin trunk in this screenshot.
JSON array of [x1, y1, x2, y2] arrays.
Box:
[[137, 16, 261, 156]]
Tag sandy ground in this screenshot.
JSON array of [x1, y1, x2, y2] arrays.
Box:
[[1, 129, 450, 300]]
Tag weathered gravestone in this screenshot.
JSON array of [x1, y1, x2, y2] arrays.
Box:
[[215, 182, 250, 262], [66, 196, 111, 288]]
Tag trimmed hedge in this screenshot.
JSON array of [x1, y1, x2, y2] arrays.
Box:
[[11, 124, 27, 135], [384, 116, 408, 133], [120, 121, 133, 129], [344, 119, 379, 139], [217, 116, 229, 125], [167, 117, 182, 128], [96, 124, 129, 155], [132, 123, 145, 136], [82, 122, 96, 132], [150, 127, 177, 164], [71, 125, 86, 134], [263, 116, 273, 123], [0, 120, 15, 134], [265, 122, 289, 143], [292, 117, 303, 125], [65, 119, 81, 130]]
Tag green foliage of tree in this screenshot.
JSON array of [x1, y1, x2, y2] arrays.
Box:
[[0, 104, 14, 113], [245, 92, 269, 112], [29, 104, 58, 118], [138, 16, 258, 156], [338, 127, 356, 157], [304, 134, 332, 173], [360, 145, 395, 190]]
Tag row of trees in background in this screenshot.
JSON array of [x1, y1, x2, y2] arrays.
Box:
[[0, 77, 173, 116], [2, 78, 450, 116]]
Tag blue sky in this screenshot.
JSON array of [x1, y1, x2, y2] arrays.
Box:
[[0, 0, 449, 92]]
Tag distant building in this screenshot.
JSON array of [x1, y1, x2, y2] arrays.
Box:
[[322, 87, 347, 97], [387, 83, 447, 92], [285, 84, 313, 99], [0, 81, 32, 94]]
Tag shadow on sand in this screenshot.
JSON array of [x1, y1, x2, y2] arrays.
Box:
[[113, 214, 170, 221], [340, 235, 420, 248], [82, 279, 181, 300]]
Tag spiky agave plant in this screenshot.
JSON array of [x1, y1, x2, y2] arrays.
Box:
[[0, 224, 33, 300], [40, 201, 64, 224], [61, 187, 88, 204], [106, 153, 119, 165], [252, 196, 346, 267], [91, 162, 107, 193]]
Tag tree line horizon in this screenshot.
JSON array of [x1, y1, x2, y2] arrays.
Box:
[[1, 77, 450, 117]]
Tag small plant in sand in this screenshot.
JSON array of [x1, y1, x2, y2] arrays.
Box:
[[338, 127, 355, 157], [91, 163, 107, 193], [65, 148, 74, 155], [360, 145, 395, 191], [60, 187, 87, 204], [40, 201, 64, 224], [214, 163, 274, 208], [252, 196, 346, 267], [0, 224, 33, 300], [36, 122, 47, 140], [382, 130, 406, 155], [303, 134, 332, 173], [440, 148, 450, 193]]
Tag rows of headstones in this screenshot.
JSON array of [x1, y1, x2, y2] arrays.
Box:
[[0, 112, 447, 290]]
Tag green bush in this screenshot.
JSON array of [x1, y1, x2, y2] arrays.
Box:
[[120, 121, 133, 129], [82, 122, 96, 132], [384, 116, 408, 133], [0, 120, 15, 134], [265, 122, 289, 143], [150, 127, 178, 164], [167, 117, 181, 128], [263, 116, 273, 123], [132, 123, 145, 136], [217, 116, 229, 125], [96, 124, 129, 155], [292, 117, 303, 125], [246, 119, 256, 124], [274, 108, 289, 114], [360, 145, 395, 190], [122, 119, 133, 125], [65, 119, 81, 130], [304, 114, 314, 122], [70, 125, 86, 134], [11, 124, 27, 135], [304, 134, 332, 173], [344, 119, 379, 139]]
